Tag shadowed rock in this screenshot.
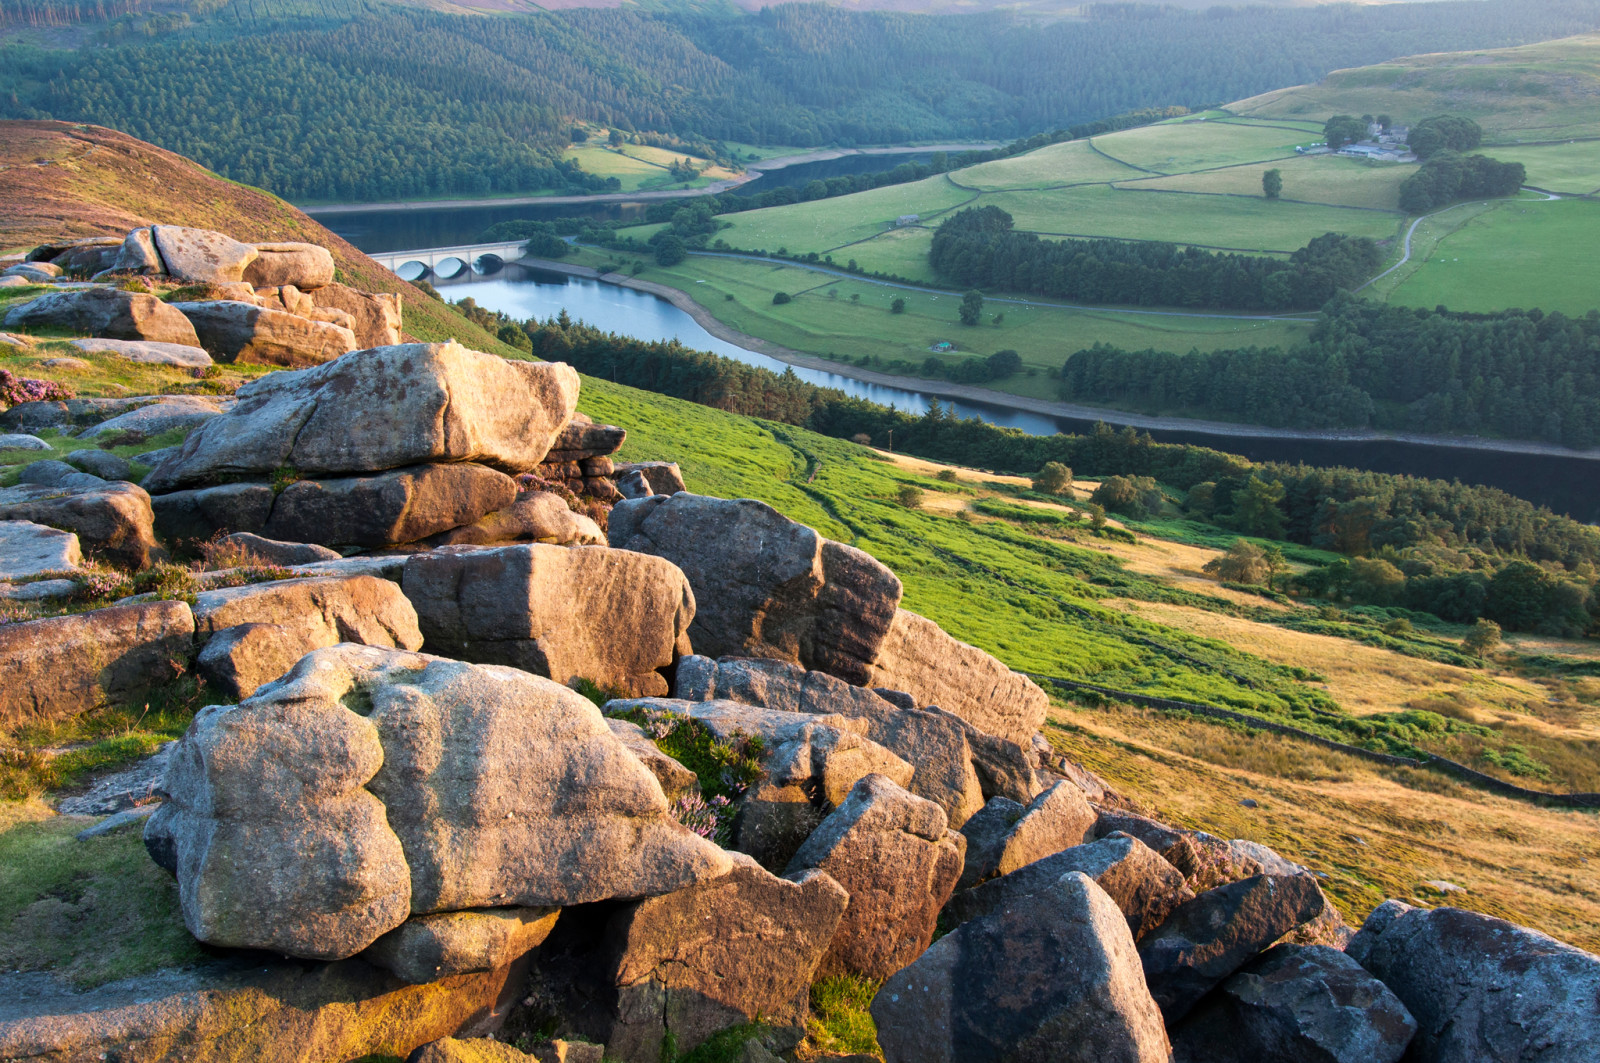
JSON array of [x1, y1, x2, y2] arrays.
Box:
[[364, 907, 560, 985]]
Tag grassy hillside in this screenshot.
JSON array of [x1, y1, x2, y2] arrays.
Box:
[[4, 121, 1598, 960]]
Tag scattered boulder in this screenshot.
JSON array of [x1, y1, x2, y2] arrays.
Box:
[[308, 282, 403, 348], [956, 781, 1095, 889], [64, 447, 132, 481], [1346, 900, 1600, 1063], [263, 463, 518, 548], [104, 226, 163, 275], [0, 479, 158, 569], [71, 336, 213, 368], [0, 433, 50, 451], [0, 520, 81, 579], [142, 343, 579, 492], [403, 543, 695, 697], [609, 493, 901, 685], [152, 225, 259, 284], [4, 287, 201, 347], [365, 907, 560, 985], [243, 242, 336, 289], [0, 600, 193, 728], [946, 831, 1194, 939], [147, 646, 731, 956], [77, 395, 228, 440], [430, 491, 603, 547], [173, 299, 357, 367], [786, 773, 964, 980], [150, 481, 275, 545], [196, 622, 314, 702], [588, 854, 849, 1061], [1171, 943, 1417, 1063], [3, 262, 61, 283], [1139, 873, 1326, 1023], [871, 871, 1171, 1063], [606, 718, 699, 799], [866, 608, 1049, 747], [614, 461, 686, 499], [219, 531, 341, 565]]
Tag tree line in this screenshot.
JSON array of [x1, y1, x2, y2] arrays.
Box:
[[928, 206, 1382, 311], [5, 0, 1600, 201], [1398, 150, 1526, 213], [1057, 295, 1600, 447]]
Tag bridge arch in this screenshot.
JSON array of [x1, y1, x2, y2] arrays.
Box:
[[433, 257, 470, 280], [395, 260, 431, 282], [473, 254, 505, 275]]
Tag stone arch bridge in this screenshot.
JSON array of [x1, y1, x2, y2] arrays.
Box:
[[366, 241, 530, 283]]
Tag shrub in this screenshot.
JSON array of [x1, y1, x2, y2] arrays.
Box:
[[1032, 461, 1073, 495], [897, 484, 924, 508], [936, 469, 958, 483], [1090, 474, 1162, 518], [0, 369, 73, 409], [772, 291, 792, 305], [1203, 539, 1269, 584], [1463, 617, 1502, 657], [890, 297, 906, 314]]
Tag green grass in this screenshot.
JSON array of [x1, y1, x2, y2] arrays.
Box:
[[1120, 153, 1418, 212], [712, 176, 977, 255], [562, 142, 735, 193], [807, 974, 883, 1058], [1089, 118, 1312, 174], [952, 138, 1146, 191], [1488, 140, 1600, 195], [1387, 197, 1600, 315], [618, 253, 1312, 397]]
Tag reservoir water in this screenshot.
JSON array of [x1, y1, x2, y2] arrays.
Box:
[[439, 266, 1600, 522]]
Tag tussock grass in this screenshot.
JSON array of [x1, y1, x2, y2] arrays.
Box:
[[804, 974, 883, 1059]]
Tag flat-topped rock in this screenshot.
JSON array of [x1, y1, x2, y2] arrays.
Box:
[[143, 343, 580, 492], [0, 479, 158, 569], [151, 225, 259, 284], [4, 287, 201, 347], [262, 462, 518, 548], [71, 336, 213, 368], [243, 242, 336, 289], [77, 395, 228, 440], [0, 520, 81, 579]]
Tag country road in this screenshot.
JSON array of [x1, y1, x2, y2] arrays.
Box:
[[1356, 189, 1561, 293]]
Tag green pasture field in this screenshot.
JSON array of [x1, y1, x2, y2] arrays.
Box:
[[562, 142, 730, 192], [952, 138, 1147, 191], [712, 176, 977, 254], [977, 185, 1403, 251], [1088, 118, 1310, 175], [1119, 153, 1418, 212], [1230, 34, 1600, 143], [615, 253, 1312, 400], [824, 226, 940, 282], [1387, 196, 1600, 316], [1489, 140, 1600, 195]]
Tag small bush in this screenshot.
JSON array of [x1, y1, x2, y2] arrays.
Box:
[[772, 291, 792, 305], [1032, 461, 1072, 495], [897, 484, 924, 508], [936, 469, 958, 483]]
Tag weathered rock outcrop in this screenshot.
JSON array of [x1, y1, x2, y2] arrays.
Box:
[[143, 344, 579, 492], [1345, 900, 1600, 1063], [1139, 873, 1326, 1022], [0, 479, 158, 569], [262, 463, 519, 547], [218, 531, 341, 566], [4, 287, 201, 347], [614, 461, 687, 499], [404, 544, 695, 697], [147, 646, 731, 958], [786, 773, 964, 980], [866, 608, 1049, 747], [606, 718, 699, 799], [152, 225, 259, 283], [308, 283, 404, 348], [242, 242, 336, 289], [364, 908, 560, 986], [1171, 944, 1417, 1063], [947, 831, 1194, 939], [0, 601, 193, 728], [430, 491, 603, 547], [956, 781, 1097, 890], [0, 520, 81, 580], [609, 494, 902, 685], [871, 871, 1171, 1063], [70, 336, 213, 367], [150, 482, 276, 546], [172, 299, 357, 367], [79, 395, 227, 440]]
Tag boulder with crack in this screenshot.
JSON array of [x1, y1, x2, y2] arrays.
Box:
[[0, 479, 158, 570], [173, 299, 357, 367], [955, 780, 1097, 890]]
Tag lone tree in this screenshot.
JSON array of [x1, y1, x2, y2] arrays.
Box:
[[1203, 539, 1270, 585], [1463, 617, 1502, 657], [897, 484, 924, 509], [1032, 461, 1073, 495], [959, 289, 984, 326], [891, 297, 906, 314], [653, 234, 686, 267], [1262, 168, 1283, 200]]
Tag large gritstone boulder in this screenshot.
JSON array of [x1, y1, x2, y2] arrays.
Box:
[[0, 479, 158, 569], [786, 773, 964, 980], [70, 336, 213, 368], [150, 481, 276, 546], [192, 574, 424, 698], [946, 832, 1193, 940], [1171, 944, 1417, 1063], [866, 608, 1049, 747], [954, 781, 1097, 890], [404, 544, 696, 697], [104, 226, 163, 275], [243, 242, 337, 289], [262, 463, 519, 548], [364, 907, 560, 985], [871, 871, 1171, 1063], [614, 461, 687, 499], [308, 282, 403, 348], [144, 645, 731, 958], [172, 299, 357, 368], [0, 600, 194, 728], [609, 494, 902, 685], [152, 225, 260, 283], [1139, 873, 1326, 1023], [142, 343, 580, 492], [1345, 900, 1600, 1063], [0, 519, 81, 579], [4, 287, 201, 347], [580, 854, 849, 1061]]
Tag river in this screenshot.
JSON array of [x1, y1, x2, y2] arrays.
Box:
[[436, 266, 1600, 522]]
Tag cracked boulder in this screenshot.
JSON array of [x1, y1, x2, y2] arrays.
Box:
[[955, 780, 1097, 891], [262, 462, 518, 548], [364, 907, 560, 986], [173, 299, 357, 368]]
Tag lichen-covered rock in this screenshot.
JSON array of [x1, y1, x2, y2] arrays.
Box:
[[865, 608, 1048, 748], [1345, 900, 1600, 1063], [243, 242, 336, 289], [0, 601, 193, 728], [309, 282, 403, 347], [196, 622, 317, 702], [786, 773, 964, 980], [365, 907, 560, 985], [172, 299, 356, 367], [105, 226, 163, 275], [4, 287, 201, 347], [150, 482, 276, 545], [262, 463, 519, 548], [871, 871, 1171, 1063], [1171, 944, 1417, 1063], [152, 225, 259, 283], [143, 343, 579, 492], [403, 544, 695, 697], [606, 718, 699, 799], [78, 396, 227, 441], [609, 494, 901, 685], [956, 781, 1097, 889], [218, 531, 342, 565], [0, 520, 81, 580], [614, 461, 687, 499], [1140, 873, 1326, 1023], [947, 831, 1194, 940], [70, 336, 213, 368]]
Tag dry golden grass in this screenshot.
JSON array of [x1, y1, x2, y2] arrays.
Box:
[[1047, 701, 1600, 952], [1093, 536, 1284, 610], [872, 448, 1030, 486]]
